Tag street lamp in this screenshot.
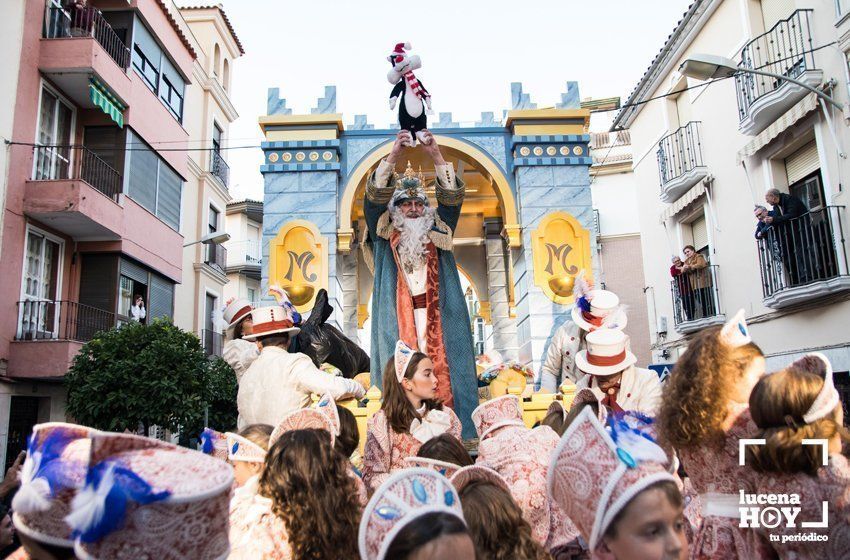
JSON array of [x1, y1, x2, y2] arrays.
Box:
[[679, 53, 843, 110], [182, 231, 231, 248]]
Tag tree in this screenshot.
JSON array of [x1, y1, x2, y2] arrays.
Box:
[[65, 319, 212, 435], [201, 356, 239, 432]]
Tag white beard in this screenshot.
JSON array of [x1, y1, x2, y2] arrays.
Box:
[[391, 206, 436, 272]]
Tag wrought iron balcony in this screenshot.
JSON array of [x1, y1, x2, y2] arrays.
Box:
[[210, 150, 230, 189], [15, 300, 115, 342], [31, 145, 122, 201], [757, 206, 850, 308], [45, 6, 130, 70], [671, 264, 725, 334], [657, 121, 707, 203], [202, 329, 224, 358], [205, 243, 227, 274], [735, 10, 821, 135]]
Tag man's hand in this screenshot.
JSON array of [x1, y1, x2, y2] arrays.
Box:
[[419, 130, 446, 166], [0, 451, 24, 498], [764, 216, 774, 224], [386, 130, 413, 165]]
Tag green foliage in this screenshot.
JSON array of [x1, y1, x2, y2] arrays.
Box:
[[201, 356, 239, 432], [65, 319, 234, 437]]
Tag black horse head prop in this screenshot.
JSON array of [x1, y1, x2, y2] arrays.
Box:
[[291, 289, 370, 379]]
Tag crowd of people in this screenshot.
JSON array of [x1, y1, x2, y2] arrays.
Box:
[[1, 281, 848, 560]]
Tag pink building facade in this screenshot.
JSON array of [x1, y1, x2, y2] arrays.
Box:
[[0, 0, 195, 469]]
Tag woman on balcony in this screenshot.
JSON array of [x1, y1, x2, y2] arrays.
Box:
[[681, 245, 713, 319]]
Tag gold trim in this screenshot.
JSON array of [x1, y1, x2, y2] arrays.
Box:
[[337, 228, 355, 253], [502, 224, 522, 248]]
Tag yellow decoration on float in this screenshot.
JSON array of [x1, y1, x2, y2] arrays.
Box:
[[269, 220, 329, 312], [531, 211, 592, 305]]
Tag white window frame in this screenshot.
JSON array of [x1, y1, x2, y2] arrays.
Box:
[[18, 224, 66, 338], [33, 80, 77, 179], [204, 288, 221, 334]]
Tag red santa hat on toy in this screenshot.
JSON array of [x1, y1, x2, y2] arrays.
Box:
[[388, 42, 411, 64]]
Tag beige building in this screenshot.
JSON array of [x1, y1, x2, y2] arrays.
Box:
[[223, 199, 262, 305], [613, 0, 850, 376], [173, 4, 243, 357]]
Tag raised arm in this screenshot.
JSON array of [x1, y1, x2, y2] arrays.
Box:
[[365, 130, 413, 238], [419, 130, 465, 230]]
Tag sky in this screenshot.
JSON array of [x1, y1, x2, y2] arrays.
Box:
[[199, 0, 693, 202]]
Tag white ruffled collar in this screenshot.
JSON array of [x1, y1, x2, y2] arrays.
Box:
[[410, 406, 452, 443]]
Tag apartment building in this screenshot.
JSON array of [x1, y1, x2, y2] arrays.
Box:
[[172, 5, 243, 359], [613, 0, 850, 385], [0, 0, 196, 469], [223, 199, 262, 307]]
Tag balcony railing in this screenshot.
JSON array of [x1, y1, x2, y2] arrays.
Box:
[[757, 206, 849, 304], [202, 329, 224, 358], [205, 243, 227, 273], [210, 150, 230, 189], [45, 6, 131, 70], [735, 10, 816, 122], [226, 240, 262, 267], [16, 300, 115, 342], [671, 265, 723, 332], [657, 121, 705, 200], [32, 145, 122, 201]]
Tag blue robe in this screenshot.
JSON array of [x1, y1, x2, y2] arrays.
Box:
[[364, 171, 479, 439]]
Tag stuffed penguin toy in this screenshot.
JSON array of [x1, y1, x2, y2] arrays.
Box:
[[387, 42, 432, 145]]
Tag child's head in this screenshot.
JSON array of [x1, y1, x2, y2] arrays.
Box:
[[417, 434, 473, 467], [335, 404, 360, 459], [658, 321, 764, 449], [382, 346, 441, 433], [259, 428, 360, 558], [748, 354, 849, 475], [383, 511, 475, 560], [597, 480, 687, 560], [230, 423, 272, 486], [457, 477, 549, 560]]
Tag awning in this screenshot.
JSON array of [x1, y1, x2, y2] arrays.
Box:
[[659, 182, 705, 223], [88, 79, 125, 128], [737, 92, 818, 163]]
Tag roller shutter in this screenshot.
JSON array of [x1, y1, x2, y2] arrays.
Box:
[[785, 140, 819, 185]]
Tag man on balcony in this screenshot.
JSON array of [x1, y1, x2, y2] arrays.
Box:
[[764, 188, 809, 284]]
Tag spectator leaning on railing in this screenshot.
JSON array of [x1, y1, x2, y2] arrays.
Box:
[[681, 245, 712, 319], [764, 188, 809, 284], [753, 205, 776, 239]]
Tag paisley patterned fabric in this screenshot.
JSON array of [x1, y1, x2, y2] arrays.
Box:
[[269, 408, 336, 448], [404, 456, 462, 478], [228, 477, 291, 560], [359, 469, 464, 560], [548, 408, 674, 553], [75, 432, 233, 560], [754, 454, 850, 559], [679, 404, 774, 560], [362, 408, 462, 493], [471, 395, 526, 439], [478, 421, 577, 549], [225, 433, 266, 464]]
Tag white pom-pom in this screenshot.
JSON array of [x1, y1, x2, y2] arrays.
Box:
[[404, 42, 412, 50], [11, 477, 51, 514], [616, 428, 668, 465], [65, 464, 116, 535]]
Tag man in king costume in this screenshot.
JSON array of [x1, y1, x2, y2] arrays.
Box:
[[363, 129, 478, 438]]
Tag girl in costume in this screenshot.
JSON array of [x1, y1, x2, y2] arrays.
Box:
[[221, 298, 259, 383], [225, 423, 272, 487], [472, 394, 577, 553], [452, 465, 551, 560], [229, 424, 362, 560], [747, 353, 850, 558], [549, 407, 688, 560], [657, 310, 773, 559], [359, 469, 475, 560], [362, 341, 462, 492]]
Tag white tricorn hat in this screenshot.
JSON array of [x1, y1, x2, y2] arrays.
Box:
[[575, 328, 637, 376]]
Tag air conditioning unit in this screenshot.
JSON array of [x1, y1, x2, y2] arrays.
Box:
[[657, 315, 668, 337]]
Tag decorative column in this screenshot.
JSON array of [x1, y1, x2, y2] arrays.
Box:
[[259, 86, 347, 329], [507, 82, 597, 383], [483, 218, 518, 360]]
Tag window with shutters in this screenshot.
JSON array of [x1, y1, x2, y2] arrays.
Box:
[[790, 172, 823, 211], [785, 140, 819, 185], [131, 18, 186, 122], [125, 130, 183, 230], [691, 215, 709, 256]]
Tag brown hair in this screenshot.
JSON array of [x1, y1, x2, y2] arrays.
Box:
[[383, 511, 469, 560], [683, 245, 696, 252], [238, 423, 273, 451], [657, 327, 763, 449], [382, 353, 442, 434], [459, 480, 550, 560], [335, 405, 359, 459], [259, 429, 360, 559], [603, 480, 682, 540], [747, 365, 850, 475], [417, 433, 474, 466]]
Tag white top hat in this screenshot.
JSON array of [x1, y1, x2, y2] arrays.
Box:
[[575, 329, 637, 376], [571, 290, 628, 332], [223, 298, 253, 329], [243, 305, 300, 340]]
